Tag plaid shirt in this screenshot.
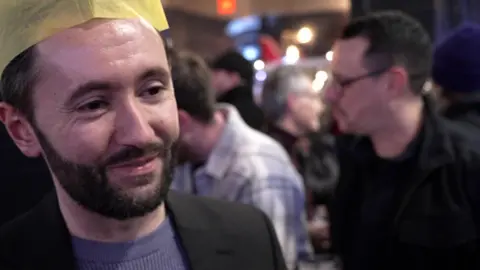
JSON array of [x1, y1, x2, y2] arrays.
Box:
[[172, 105, 313, 269]]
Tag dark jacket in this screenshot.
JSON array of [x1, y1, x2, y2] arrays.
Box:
[[0, 191, 287, 270], [263, 122, 338, 207], [217, 84, 264, 131], [306, 134, 338, 206], [443, 98, 480, 136], [0, 126, 52, 226], [331, 100, 480, 270]]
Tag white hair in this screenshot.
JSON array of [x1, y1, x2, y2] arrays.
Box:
[[261, 65, 312, 121]]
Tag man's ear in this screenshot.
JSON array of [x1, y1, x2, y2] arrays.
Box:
[[178, 110, 193, 131], [387, 66, 409, 97], [230, 71, 242, 86], [0, 102, 41, 157], [285, 92, 298, 112]]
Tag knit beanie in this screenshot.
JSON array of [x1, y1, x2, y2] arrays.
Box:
[[433, 23, 480, 93]]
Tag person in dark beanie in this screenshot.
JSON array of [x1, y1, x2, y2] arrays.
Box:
[[433, 23, 480, 134], [211, 50, 264, 130]]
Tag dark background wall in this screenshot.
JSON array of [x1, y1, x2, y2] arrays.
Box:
[[165, 0, 480, 58], [165, 9, 234, 59], [165, 9, 348, 59], [350, 0, 480, 42], [350, 0, 436, 39], [276, 12, 348, 55]]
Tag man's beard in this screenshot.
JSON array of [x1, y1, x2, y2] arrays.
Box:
[[34, 128, 177, 220]]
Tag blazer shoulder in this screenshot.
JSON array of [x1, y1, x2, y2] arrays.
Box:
[[0, 204, 36, 243], [0, 193, 60, 258], [176, 194, 289, 269], [167, 192, 288, 269], [0, 205, 38, 266], [168, 192, 271, 235]]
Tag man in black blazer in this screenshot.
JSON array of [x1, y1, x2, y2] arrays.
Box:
[[0, 191, 286, 270], [0, 1, 286, 269]]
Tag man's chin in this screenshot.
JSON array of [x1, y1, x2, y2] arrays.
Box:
[[101, 185, 166, 220], [108, 171, 158, 186], [111, 176, 163, 198]]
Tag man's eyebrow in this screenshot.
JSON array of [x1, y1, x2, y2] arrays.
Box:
[[64, 67, 171, 106], [137, 67, 170, 84], [65, 81, 116, 107]]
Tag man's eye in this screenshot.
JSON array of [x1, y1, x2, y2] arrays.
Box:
[[77, 100, 108, 112], [147, 87, 161, 96], [142, 86, 164, 97]]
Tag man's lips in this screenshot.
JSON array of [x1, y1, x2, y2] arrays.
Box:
[[107, 154, 158, 169], [106, 154, 160, 178]]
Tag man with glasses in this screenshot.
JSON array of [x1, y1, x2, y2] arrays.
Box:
[[325, 11, 480, 270]]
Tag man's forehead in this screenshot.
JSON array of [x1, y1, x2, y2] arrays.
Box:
[[37, 18, 159, 51], [32, 18, 168, 100], [331, 37, 370, 76], [34, 18, 165, 78]]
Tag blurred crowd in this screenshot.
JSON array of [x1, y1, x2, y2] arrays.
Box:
[[2, 5, 480, 270]]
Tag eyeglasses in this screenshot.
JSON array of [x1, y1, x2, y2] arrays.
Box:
[[327, 67, 390, 90]]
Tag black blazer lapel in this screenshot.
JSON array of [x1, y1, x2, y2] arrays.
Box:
[[7, 191, 241, 270], [15, 192, 75, 269], [166, 192, 236, 270]]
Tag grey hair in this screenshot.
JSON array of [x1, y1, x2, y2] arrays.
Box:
[[261, 65, 312, 121]]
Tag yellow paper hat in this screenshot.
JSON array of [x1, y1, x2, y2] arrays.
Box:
[[0, 0, 169, 76]]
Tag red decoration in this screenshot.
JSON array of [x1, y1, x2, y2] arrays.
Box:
[[217, 0, 236, 15], [259, 35, 282, 63]]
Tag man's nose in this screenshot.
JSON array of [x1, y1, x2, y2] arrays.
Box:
[[114, 103, 155, 147]]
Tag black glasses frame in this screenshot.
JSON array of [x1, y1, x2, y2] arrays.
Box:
[[333, 67, 391, 89]]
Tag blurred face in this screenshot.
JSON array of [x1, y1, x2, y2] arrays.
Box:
[[211, 69, 239, 96], [288, 78, 325, 133], [175, 117, 198, 164], [176, 110, 214, 164], [324, 37, 390, 135], [3, 19, 179, 220]]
